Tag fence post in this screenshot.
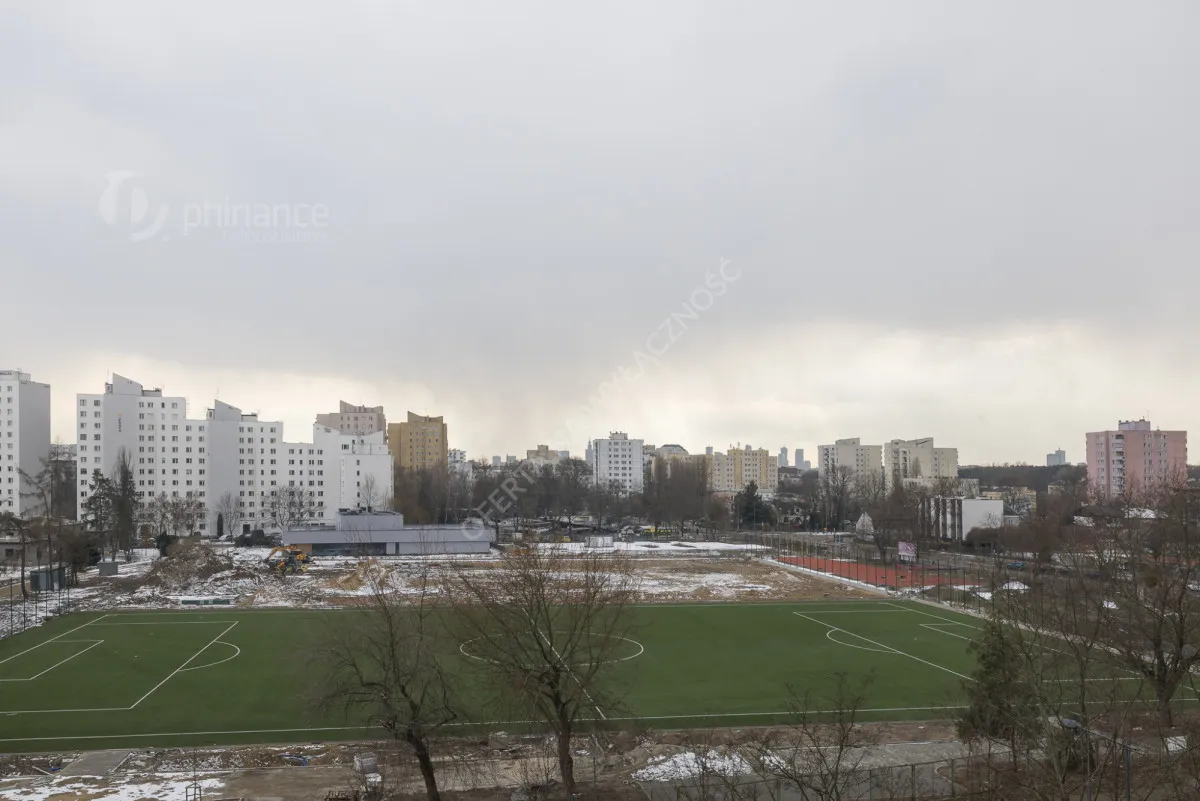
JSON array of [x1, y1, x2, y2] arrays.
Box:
[[911, 763, 917, 800], [950, 758, 956, 798]]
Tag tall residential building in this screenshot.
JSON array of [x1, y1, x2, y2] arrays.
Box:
[[705, 445, 714, 456], [313, 425, 393, 515], [205, 400, 285, 533], [778, 446, 789, 468], [707, 444, 779, 495], [883, 438, 958, 492], [1046, 449, 1067, 467], [315, 401, 386, 435], [387, 412, 447, 471], [1086, 419, 1187, 498], [448, 448, 469, 473], [76, 375, 201, 522], [586, 432, 644, 493], [795, 448, 811, 470], [491, 455, 502, 467], [817, 438, 883, 483], [0, 370, 50, 516]]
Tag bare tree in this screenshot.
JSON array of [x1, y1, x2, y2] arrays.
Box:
[[169, 496, 206, 536], [314, 561, 455, 801], [745, 672, 881, 801], [140, 492, 173, 538], [359, 473, 382, 511], [266, 485, 318, 530], [820, 465, 856, 529], [216, 491, 242, 538], [0, 512, 31, 598], [1085, 482, 1200, 727], [447, 547, 638, 795]]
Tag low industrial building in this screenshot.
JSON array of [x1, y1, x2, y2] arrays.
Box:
[[281, 511, 494, 556]]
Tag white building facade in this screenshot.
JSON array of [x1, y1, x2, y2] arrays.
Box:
[[204, 400, 286, 534], [0, 371, 51, 516], [585, 432, 644, 493], [922, 497, 1004, 542], [817, 438, 883, 483], [883, 438, 958, 493], [76, 375, 206, 523], [75, 375, 393, 535], [313, 425, 393, 516]]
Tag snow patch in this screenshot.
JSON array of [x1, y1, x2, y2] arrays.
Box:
[[1, 776, 225, 801], [635, 750, 752, 781]]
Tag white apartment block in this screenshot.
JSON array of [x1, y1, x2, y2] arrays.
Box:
[[448, 448, 471, 475], [817, 438, 883, 483], [76, 375, 394, 535], [204, 400, 286, 534], [315, 401, 386, 436], [883, 437, 958, 492], [586, 432, 644, 493], [313, 425, 393, 516], [0, 371, 50, 516], [76, 375, 205, 523]]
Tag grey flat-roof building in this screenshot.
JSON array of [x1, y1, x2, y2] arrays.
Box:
[[282, 511, 493, 556]]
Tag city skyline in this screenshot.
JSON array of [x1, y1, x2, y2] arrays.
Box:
[[11, 366, 1168, 469]]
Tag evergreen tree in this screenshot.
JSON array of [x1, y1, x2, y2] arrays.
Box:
[[734, 480, 776, 529], [957, 617, 1040, 765]]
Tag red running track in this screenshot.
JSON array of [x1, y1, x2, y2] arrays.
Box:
[[778, 555, 967, 587]]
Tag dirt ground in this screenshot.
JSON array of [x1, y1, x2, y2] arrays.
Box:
[[0, 721, 959, 800]]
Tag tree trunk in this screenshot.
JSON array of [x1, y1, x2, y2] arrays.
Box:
[[405, 729, 441, 801], [18, 535, 28, 599], [556, 705, 576, 795], [1158, 684, 1175, 728]]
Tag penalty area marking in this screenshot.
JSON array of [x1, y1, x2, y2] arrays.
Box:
[[178, 640, 241, 672], [794, 612, 974, 682], [0, 640, 104, 682], [0, 621, 240, 715], [0, 614, 110, 665]]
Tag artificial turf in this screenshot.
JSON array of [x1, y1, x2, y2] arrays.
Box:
[[0, 600, 996, 752]]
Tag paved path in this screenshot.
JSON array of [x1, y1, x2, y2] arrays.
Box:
[[58, 749, 133, 776]]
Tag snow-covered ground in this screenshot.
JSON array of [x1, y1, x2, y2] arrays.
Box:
[[635, 749, 752, 781], [0, 776, 225, 801], [537, 540, 761, 554]]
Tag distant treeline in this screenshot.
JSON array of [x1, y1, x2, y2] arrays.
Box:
[[958, 463, 1086, 493]]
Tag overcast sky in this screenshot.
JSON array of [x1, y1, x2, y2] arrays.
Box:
[[2, 1, 1197, 465]]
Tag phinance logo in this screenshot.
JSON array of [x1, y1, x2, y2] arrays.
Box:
[[98, 171, 169, 243], [98, 171, 330, 244]]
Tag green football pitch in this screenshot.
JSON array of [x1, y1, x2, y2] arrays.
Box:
[[0, 599, 1126, 752]]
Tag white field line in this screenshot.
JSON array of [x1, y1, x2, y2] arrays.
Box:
[[88, 621, 241, 626], [536, 628, 607, 721], [881, 602, 983, 631], [920, 623, 975, 642], [884, 601, 1156, 684], [0, 613, 110, 665], [0, 640, 104, 682], [794, 612, 974, 682], [23, 700, 1200, 743], [178, 641, 241, 672], [824, 630, 892, 653], [127, 622, 239, 709]]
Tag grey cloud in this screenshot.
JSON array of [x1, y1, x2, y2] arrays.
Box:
[[1, 1, 1198, 461]]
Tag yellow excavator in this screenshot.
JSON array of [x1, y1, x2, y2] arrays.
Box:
[[263, 547, 312, 575]]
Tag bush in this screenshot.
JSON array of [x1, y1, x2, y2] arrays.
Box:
[[155, 533, 178, 557], [234, 529, 276, 547]]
